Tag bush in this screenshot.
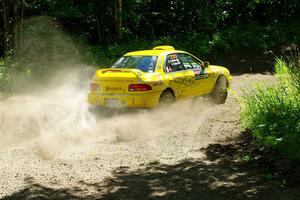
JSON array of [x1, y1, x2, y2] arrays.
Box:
[[0, 57, 12, 94], [240, 56, 300, 160]]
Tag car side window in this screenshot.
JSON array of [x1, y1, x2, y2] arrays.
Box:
[[178, 53, 203, 69], [165, 53, 185, 73]]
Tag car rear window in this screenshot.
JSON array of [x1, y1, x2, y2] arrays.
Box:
[[112, 56, 158, 73]]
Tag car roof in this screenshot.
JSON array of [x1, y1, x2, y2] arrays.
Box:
[[125, 50, 186, 56], [124, 46, 187, 56]]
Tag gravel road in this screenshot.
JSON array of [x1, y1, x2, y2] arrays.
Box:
[[0, 73, 280, 199]]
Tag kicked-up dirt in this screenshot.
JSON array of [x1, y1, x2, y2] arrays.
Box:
[[0, 72, 299, 200]]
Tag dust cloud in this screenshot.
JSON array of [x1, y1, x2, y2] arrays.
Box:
[[0, 69, 216, 160], [0, 16, 218, 161]]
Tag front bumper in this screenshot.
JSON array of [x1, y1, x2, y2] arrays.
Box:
[[88, 91, 161, 108], [227, 75, 233, 85]]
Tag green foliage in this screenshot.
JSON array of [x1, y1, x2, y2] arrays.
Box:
[[1, 0, 300, 57], [0, 58, 9, 93], [242, 154, 254, 162], [80, 20, 300, 68], [0, 0, 300, 94], [0, 16, 83, 93], [240, 56, 300, 160]]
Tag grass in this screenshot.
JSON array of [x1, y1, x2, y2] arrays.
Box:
[[240, 56, 300, 161]]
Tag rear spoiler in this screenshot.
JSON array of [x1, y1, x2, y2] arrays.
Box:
[[97, 69, 144, 77]]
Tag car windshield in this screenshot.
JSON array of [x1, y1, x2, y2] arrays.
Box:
[[112, 56, 158, 73]]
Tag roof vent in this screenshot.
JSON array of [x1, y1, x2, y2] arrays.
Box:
[[153, 46, 175, 50]]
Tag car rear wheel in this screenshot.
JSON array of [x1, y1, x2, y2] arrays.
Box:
[[211, 76, 228, 104], [159, 90, 175, 106]]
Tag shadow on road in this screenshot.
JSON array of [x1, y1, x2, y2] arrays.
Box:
[[2, 134, 300, 200]]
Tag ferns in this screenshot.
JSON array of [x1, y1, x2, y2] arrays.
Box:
[[240, 56, 300, 160]]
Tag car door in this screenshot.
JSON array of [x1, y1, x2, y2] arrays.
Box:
[[177, 53, 213, 96], [164, 53, 194, 98]]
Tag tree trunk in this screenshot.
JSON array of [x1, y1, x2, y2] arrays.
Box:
[[95, 0, 105, 43], [114, 0, 122, 40], [118, 0, 122, 40], [1, 0, 21, 57], [1, 0, 11, 56], [151, 0, 158, 11], [20, 0, 24, 47], [13, 0, 20, 58], [284, 0, 287, 23], [151, 0, 158, 38]]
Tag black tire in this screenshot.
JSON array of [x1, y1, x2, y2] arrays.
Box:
[[211, 76, 228, 104], [159, 90, 175, 106]]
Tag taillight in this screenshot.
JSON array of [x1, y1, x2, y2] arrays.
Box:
[[90, 83, 99, 91], [128, 84, 152, 91]]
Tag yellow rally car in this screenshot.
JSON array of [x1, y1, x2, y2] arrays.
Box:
[[88, 46, 232, 108]]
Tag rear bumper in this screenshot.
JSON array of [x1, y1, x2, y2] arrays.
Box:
[[88, 91, 161, 108]]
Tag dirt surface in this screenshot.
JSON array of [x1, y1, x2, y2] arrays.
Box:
[[0, 73, 299, 200]]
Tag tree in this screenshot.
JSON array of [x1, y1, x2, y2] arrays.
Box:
[[1, 0, 23, 57], [95, 0, 105, 43], [114, 0, 122, 40]]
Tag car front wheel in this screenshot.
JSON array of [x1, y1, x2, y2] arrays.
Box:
[[211, 76, 228, 104]]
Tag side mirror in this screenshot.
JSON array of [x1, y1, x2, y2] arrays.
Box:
[[203, 61, 209, 68]]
